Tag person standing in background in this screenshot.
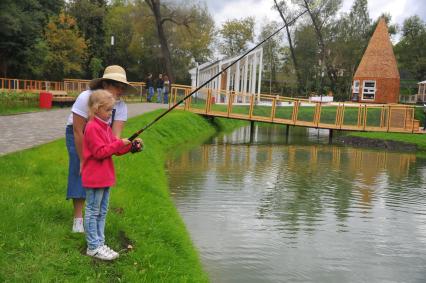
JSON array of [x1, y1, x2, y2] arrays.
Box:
[[163, 74, 170, 104], [156, 74, 164, 103], [145, 73, 154, 102]]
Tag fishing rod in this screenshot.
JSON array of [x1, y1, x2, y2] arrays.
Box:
[[128, 9, 308, 142]]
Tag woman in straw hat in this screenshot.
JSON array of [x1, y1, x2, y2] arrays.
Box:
[[65, 65, 139, 233]]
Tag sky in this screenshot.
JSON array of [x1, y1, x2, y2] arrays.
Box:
[[205, 0, 426, 39]]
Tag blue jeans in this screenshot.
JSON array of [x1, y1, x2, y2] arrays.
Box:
[[85, 187, 110, 250], [65, 125, 85, 199], [147, 87, 154, 102], [157, 88, 163, 103], [163, 89, 169, 104]]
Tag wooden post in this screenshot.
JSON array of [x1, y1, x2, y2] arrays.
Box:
[[329, 129, 333, 144], [250, 121, 255, 143], [285, 124, 290, 143], [249, 95, 254, 119]]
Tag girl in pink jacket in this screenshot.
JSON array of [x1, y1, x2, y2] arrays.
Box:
[[82, 90, 141, 261]]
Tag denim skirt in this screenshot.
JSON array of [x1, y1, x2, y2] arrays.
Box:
[[66, 125, 85, 199]]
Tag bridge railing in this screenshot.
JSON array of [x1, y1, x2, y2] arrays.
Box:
[[169, 86, 419, 133], [1, 77, 147, 95], [0, 77, 64, 92]]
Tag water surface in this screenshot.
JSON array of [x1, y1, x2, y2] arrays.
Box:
[[167, 126, 426, 282]]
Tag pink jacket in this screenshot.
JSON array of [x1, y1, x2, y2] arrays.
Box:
[[82, 116, 131, 188]]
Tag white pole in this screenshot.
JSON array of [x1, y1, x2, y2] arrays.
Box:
[[257, 48, 263, 97]]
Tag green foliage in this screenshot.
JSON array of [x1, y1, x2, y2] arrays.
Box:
[[218, 17, 255, 57], [327, 0, 372, 100], [0, 92, 40, 114], [293, 25, 319, 94], [89, 57, 104, 79], [259, 21, 286, 94], [104, 1, 214, 83], [0, 0, 63, 77], [67, 0, 108, 77], [43, 12, 88, 80], [394, 16, 426, 81]]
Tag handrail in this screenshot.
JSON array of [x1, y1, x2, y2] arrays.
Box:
[[168, 85, 420, 134]]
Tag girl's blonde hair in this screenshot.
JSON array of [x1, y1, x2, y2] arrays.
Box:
[[88, 90, 115, 119]]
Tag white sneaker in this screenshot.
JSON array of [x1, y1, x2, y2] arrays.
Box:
[[72, 218, 84, 233], [102, 245, 119, 259], [86, 246, 114, 261]]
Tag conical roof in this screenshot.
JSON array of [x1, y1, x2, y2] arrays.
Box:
[[354, 17, 400, 79]]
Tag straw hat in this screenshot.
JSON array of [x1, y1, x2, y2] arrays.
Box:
[[89, 65, 137, 95]]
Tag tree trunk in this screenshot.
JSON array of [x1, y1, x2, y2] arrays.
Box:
[[0, 53, 7, 77], [274, 0, 304, 95], [302, 0, 337, 93], [146, 0, 175, 83]]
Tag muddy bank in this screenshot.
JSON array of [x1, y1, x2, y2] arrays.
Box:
[[336, 135, 417, 152]]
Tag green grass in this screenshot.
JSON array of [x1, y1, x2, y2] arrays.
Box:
[[0, 110, 245, 282], [348, 131, 426, 150], [0, 92, 40, 115]]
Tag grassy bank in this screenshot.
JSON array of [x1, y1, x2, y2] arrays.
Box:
[[0, 110, 245, 282], [347, 131, 426, 151]]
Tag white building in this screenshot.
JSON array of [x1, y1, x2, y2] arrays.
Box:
[[399, 80, 426, 104], [188, 48, 263, 103]]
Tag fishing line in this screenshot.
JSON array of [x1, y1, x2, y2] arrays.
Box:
[[128, 9, 308, 141]]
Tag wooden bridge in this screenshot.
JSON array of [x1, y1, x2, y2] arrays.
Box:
[[169, 86, 421, 134], [1, 77, 420, 133]]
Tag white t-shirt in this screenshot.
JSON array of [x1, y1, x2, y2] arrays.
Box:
[[66, 89, 127, 126]]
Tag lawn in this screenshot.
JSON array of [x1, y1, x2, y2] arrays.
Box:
[[0, 109, 245, 282]]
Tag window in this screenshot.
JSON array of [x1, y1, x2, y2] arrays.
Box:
[[362, 80, 376, 100], [352, 80, 360, 101]]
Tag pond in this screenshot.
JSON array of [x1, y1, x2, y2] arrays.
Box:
[[166, 125, 426, 282]]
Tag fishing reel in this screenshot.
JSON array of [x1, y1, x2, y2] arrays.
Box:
[[130, 140, 143, 153]]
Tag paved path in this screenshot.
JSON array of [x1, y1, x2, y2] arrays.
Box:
[[0, 103, 168, 156]]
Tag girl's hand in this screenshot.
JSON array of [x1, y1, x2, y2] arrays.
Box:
[[121, 138, 131, 146], [135, 138, 143, 147], [130, 138, 143, 153]]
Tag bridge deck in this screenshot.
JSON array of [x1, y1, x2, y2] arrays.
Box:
[[169, 87, 420, 134]]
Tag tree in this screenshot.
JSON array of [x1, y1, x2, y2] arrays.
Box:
[[218, 17, 255, 57], [274, 0, 303, 94], [42, 12, 88, 80], [293, 25, 320, 94], [67, 0, 108, 77], [145, 0, 175, 83], [258, 20, 284, 94], [328, 0, 372, 99], [0, 0, 63, 77], [395, 15, 426, 81], [295, 0, 342, 93]]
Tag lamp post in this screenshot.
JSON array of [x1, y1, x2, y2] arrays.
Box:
[[110, 35, 114, 64], [195, 61, 199, 103]]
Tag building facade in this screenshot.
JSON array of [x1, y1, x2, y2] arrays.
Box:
[[352, 18, 400, 104]]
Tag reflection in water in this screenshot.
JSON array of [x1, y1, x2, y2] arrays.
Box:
[[167, 125, 426, 283]]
